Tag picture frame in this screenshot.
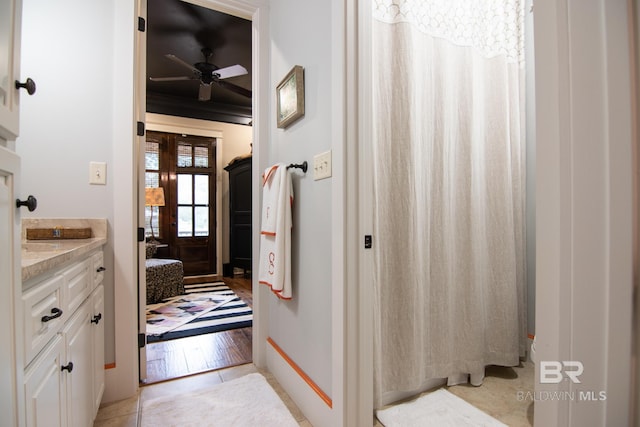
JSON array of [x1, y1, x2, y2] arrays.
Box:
[[276, 65, 305, 129]]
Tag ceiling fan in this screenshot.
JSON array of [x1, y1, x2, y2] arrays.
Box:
[[149, 47, 251, 101]]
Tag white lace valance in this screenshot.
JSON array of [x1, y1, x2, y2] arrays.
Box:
[[373, 0, 525, 64]]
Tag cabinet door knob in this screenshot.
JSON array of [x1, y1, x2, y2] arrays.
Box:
[[16, 195, 37, 211], [61, 362, 74, 373], [91, 313, 102, 324], [96, 266, 106, 272], [41, 307, 62, 323], [15, 78, 36, 95]]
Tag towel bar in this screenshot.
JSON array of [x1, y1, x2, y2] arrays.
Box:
[[287, 161, 308, 173]]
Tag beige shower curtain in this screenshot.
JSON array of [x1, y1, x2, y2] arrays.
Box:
[[372, 0, 527, 407]]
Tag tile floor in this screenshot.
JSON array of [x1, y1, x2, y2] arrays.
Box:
[[373, 361, 534, 427], [93, 363, 310, 426], [95, 361, 534, 426]]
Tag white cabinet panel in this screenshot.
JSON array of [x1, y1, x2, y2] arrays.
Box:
[[0, 0, 22, 141], [62, 259, 91, 316], [0, 146, 20, 425], [91, 285, 105, 416], [62, 301, 93, 427], [22, 274, 64, 365], [91, 251, 105, 289], [23, 335, 64, 427]]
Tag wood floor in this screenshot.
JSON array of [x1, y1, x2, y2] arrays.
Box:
[[143, 276, 253, 385]]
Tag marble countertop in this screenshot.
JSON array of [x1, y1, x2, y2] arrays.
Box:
[[22, 238, 107, 282], [21, 218, 108, 282]]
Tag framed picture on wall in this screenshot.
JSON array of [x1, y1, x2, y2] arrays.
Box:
[[276, 65, 305, 129]]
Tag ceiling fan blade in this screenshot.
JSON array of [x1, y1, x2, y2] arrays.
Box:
[[213, 64, 248, 80], [165, 54, 201, 76], [216, 80, 252, 98], [149, 76, 193, 82], [198, 82, 212, 101]]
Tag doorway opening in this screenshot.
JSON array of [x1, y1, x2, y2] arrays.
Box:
[[139, 0, 254, 385]]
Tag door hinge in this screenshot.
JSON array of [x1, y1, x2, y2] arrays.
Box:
[[138, 17, 146, 32], [138, 333, 146, 348], [364, 235, 373, 249], [137, 227, 145, 242], [137, 121, 145, 136]]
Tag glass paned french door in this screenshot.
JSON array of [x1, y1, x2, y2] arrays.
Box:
[[144, 131, 217, 275]]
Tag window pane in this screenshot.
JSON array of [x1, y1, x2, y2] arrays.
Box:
[[194, 175, 209, 205], [177, 174, 192, 204], [177, 206, 193, 237], [194, 146, 209, 167], [145, 172, 159, 188], [145, 141, 160, 169], [177, 143, 192, 167], [195, 207, 209, 236]]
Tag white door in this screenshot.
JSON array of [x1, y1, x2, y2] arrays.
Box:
[[135, 0, 148, 381], [0, 146, 21, 426]]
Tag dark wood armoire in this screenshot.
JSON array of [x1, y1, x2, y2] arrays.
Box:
[[224, 156, 252, 276]]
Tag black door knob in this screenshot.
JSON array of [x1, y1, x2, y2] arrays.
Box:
[[61, 362, 74, 373], [16, 195, 37, 211], [15, 78, 36, 95]]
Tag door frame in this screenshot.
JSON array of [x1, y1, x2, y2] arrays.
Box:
[[133, 0, 270, 380]]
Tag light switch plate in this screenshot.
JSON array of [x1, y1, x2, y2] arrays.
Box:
[[313, 150, 332, 181], [89, 161, 107, 185]]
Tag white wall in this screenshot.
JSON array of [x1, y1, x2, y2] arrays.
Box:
[[265, 0, 338, 424], [17, 0, 118, 363]]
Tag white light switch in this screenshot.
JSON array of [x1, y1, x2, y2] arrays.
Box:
[[313, 150, 332, 181], [89, 161, 107, 185]]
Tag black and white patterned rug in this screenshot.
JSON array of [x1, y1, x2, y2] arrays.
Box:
[[146, 282, 252, 343]]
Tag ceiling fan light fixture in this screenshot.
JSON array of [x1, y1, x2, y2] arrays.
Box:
[[198, 82, 213, 101], [150, 48, 251, 102]]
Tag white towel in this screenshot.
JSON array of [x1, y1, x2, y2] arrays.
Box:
[[258, 164, 293, 300], [260, 164, 280, 235]]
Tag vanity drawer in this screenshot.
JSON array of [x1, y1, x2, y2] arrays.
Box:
[[23, 274, 65, 366], [62, 258, 91, 316], [91, 251, 105, 288]]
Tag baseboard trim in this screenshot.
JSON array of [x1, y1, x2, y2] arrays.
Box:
[[267, 337, 334, 427], [267, 337, 332, 407]]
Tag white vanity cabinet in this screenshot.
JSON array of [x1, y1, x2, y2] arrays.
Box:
[[22, 248, 106, 427], [0, 0, 22, 141]]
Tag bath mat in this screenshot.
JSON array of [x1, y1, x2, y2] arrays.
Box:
[[376, 388, 507, 427], [146, 282, 252, 343], [141, 372, 299, 427]]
